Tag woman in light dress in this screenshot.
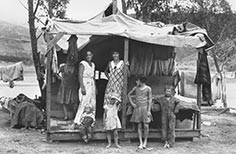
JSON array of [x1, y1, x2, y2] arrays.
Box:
[[72, 51, 96, 129]]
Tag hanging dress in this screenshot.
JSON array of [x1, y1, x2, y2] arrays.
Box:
[[74, 60, 96, 125], [104, 60, 124, 106]]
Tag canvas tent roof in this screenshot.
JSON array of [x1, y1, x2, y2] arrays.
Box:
[[48, 11, 213, 51]]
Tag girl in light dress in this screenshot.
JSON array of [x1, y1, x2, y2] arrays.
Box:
[[103, 92, 122, 148]]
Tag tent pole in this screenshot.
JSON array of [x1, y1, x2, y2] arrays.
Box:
[[112, 0, 117, 14], [196, 48, 202, 130], [122, 38, 129, 129], [47, 32, 65, 53], [46, 46, 53, 141], [197, 84, 202, 130]]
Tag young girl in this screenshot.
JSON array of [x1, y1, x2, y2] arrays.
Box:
[[103, 92, 122, 148], [158, 85, 180, 148], [128, 76, 152, 149]]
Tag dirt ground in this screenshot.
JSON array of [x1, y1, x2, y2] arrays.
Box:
[[0, 108, 236, 154]]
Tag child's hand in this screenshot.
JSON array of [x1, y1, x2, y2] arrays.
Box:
[[147, 110, 152, 117], [81, 86, 86, 95]]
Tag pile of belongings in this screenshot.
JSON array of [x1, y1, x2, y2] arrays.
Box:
[[0, 94, 45, 129], [0, 62, 24, 88]]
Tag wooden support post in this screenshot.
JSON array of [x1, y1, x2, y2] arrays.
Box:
[[180, 72, 185, 96], [122, 38, 129, 129], [197, 84, 202, 130], [112, 0, 117, 14], [47, 32, 65, 53], [192, 113, 196, 130], [196, 48, 202, 130], [46, 48, 53, 141]]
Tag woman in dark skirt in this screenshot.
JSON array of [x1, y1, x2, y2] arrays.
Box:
[[57, 63, 79, 120]]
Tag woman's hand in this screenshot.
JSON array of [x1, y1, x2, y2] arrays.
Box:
[[147, 110, 152, 117], [131, 103, 137, 108], [125, 61, 130, 67], [81, 86, 86, 95]]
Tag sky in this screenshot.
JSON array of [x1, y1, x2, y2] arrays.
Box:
[[0, 0, 235, 26]]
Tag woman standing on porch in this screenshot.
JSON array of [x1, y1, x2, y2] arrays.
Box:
[[104, 51, 129, 106], [72, 51, 96, 129]]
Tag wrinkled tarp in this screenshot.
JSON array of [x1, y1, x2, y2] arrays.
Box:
[[11, 101, 44, 128], [48, 11, 213, 52], [6, 94, 45, 128], [0, 62, 24, 82]]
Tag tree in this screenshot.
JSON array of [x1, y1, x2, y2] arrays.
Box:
[[28, 0, 70, 100], [126, 0, 234, 42], [126, 0, 172, 22]]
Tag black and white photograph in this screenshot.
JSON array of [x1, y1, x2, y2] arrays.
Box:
[[0, 0, 236, 153]]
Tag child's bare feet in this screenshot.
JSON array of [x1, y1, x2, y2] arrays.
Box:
[[138, 144, 143, 149], [115, 144, 121, 148], [82, 135, 88, 143], [163, 143, 170, 148], [106, 144, 111, 148], [69, 123, 76, 130], [143, 142, 147, 149], [87, 133, 92, 140]]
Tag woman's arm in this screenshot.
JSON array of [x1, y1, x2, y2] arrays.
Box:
[[124, 61, 130, 77], [128, 87, 137, 108], [93, 64, 98, 95], [104, 62, 110, 79], [79, 63, 86, 95], [147, 87, 152, 114]]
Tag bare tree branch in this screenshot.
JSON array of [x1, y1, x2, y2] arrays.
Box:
[[33, 0, 41, 16], [37, 32, 43, 40], [17, 0, 46, 25]]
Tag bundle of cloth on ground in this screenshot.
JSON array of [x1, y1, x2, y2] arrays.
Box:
[[0, 62, 24, 82], [0, 94, 45, 129]]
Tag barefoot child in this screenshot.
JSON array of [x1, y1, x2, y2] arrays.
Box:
[[103, 92, 122, 148], [78, 105, 95, 143], [158, 85, 180, 148], [128, 76, 152, 149]]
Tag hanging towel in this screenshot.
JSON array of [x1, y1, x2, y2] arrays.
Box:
[[0, 62, 24, 82]]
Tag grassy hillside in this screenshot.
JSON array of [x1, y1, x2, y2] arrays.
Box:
[[0, 21, 45, 65]]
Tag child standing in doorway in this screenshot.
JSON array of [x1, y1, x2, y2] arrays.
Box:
[[158, 85, 180, 148], [128, 76, 152, 149], [103, 92, 122, 148]]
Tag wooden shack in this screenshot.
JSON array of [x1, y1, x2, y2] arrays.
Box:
[[43, 4, 214, 141]]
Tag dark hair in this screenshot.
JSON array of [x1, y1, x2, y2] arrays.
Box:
[[135, 76, 147, 83], [83, 50, 93, 58], [112, 51, 119, 54], [164, 85, 175, 92]]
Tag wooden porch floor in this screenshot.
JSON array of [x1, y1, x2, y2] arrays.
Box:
[[48, 118, 200, 141]]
